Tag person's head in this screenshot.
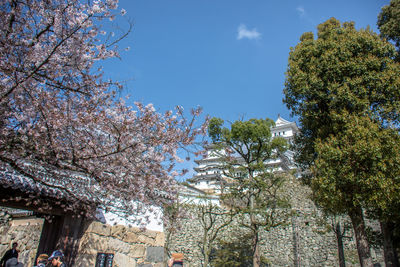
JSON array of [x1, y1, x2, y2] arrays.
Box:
[[36, 254, 48, 265], [48, 250, 64, 266], [11, 242, 17, 249]]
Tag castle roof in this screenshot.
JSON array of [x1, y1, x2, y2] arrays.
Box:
[[273, 115, 298, 131], [275, 115, 292, 126]]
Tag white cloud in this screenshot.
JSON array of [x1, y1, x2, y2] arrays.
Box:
[[237, 24, 261, 40], [296, 6, 306, 18]]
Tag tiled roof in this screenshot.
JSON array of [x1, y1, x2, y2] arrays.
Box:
[[0, 161, 91, 205], [0, 162, 61, 197]]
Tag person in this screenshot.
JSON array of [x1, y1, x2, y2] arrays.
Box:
[[4, 258, 23, 267], [167, 253, 183, 267], [0, 242, 18, 267], [48, 251, 66, 267], [34, 254, 48, 267]]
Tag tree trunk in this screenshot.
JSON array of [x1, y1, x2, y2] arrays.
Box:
[[381, 221, 400, 267], [348, 205, 373, 267], [252, 226, 260, 267], [249, 176, 261, 267], [202, 232, 209, 267], [164, 230, 172, 267], [335, 222, 346, 267], [203, 245, 209, 267]]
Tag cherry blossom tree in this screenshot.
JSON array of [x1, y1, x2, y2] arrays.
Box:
[[0, 0, 207, 224]]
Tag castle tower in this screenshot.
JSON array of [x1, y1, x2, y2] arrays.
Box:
[[187, 116, 299, 193]]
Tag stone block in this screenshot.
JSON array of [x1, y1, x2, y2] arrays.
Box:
[[128, 226, 142, 233], [138, 234, 155, 245], [113, 252, 136, 267], [108, 237, 130, 254], [0, 244, 7, 252], [15, 230, 26, 241], [146, 246, 164, 263], [74, 253, 97, 266], [86, 221, 111, 236], [143, 229, 157, 239], [124, 231, 139, 243], [79, 233, 108, 253], [129, 244, 146, 257], [154, 232, 165, 246], [111, 225, 127, 239]]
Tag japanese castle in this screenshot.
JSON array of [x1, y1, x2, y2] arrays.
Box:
[[186, 116, 299, 195]]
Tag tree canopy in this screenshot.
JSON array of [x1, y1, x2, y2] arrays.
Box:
[[284, 17, 400, 169], [312, 114, 400, 215], [284, 17, 400, 266]]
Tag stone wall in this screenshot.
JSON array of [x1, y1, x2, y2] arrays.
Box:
[[0, 216, 44, 267], [168, 176, 385, 267], [76, 221, 165, 267], [0, 213, 166, 267]]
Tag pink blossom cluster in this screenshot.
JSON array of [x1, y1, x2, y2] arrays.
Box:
[[0, 0, 208, 225]]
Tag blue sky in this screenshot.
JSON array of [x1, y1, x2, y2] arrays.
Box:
[[102, 0, 390, 179], [104, 0, 389, 124]]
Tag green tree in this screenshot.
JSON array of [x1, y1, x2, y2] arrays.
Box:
[[378, 0, 400, 58], [208, 117, 290, 267], [378, 3, 400, 264], [313, 114, 400, 266], [284, 18, 400, 267]]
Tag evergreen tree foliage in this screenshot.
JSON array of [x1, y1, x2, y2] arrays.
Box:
[[284, 17, 400, 266]]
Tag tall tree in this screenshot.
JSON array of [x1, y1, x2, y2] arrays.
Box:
[[378, 2, 400, 264], [284, 18, 400, 266], [208, 117, 291, 267], [0, 0, 206, 223], [313, 114, 400, 266]]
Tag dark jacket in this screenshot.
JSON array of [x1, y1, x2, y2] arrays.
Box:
[[0, 249, 18, 267]]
